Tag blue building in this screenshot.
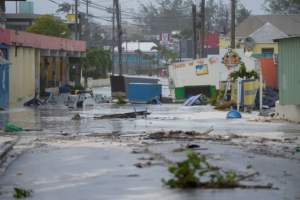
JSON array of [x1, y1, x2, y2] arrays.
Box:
[[113, 42, 160, 74], [0, 44, 10, 108]]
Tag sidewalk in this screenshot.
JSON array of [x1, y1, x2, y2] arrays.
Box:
[[0, 135, 20, 161]]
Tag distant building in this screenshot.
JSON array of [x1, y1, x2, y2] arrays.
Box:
[[4, 13, 63, 31], [113, 42, 159, 74], [101, 21, 143, 39], [0, 0, 26, 28]]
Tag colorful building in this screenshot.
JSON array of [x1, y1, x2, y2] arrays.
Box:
[[219, 15, 300, 88], [0, 28, 86, 103]]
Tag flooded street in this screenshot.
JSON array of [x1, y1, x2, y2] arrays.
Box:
[[0, 77, 300, 200]]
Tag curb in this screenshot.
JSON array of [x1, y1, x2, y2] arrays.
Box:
[[0, 136, 21, 161]]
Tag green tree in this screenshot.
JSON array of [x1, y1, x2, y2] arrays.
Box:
[[179, 28, 193, 40], [165, 49, 178, 63], [142, 54, 156, 71], [262, 0, 300, 14], [82, 49, 112, 78], [151, 44, 168, 67], [134, 0, 195, 34], [89, 24, 108, 49], [236, 4, 252, 25], [26, 14, 72, 38], [128, 33, 157, 40]]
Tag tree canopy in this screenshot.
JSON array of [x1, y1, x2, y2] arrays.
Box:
[[26, 14, 72, 38], [134, 0, 195, 34], [83, 49, 112, 78], [134, 0, 252, 35], [262, 0, 300, 14], [151, 44, 178, 63]]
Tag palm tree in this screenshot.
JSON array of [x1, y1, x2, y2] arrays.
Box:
[[134, 49, 143, 75], [142, 54, 156, 72], [151, 44, 168, 68]]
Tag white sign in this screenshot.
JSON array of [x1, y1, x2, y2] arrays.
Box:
[[160, 33, 170, 45]]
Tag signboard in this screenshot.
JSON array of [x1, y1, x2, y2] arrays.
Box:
[[160, 33, 170, 45], [67, 14, 80, 23], [103, 46, 111, 50], [219, 49, 244, 73], [196, 64, 208, 75], [207, 55, 219, 67]]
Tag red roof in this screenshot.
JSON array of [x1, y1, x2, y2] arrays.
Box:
[[0, 28, 86, 51], [198, 34, 220, 48]]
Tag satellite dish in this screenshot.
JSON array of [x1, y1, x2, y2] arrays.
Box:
[[244, 37, 256, 50]]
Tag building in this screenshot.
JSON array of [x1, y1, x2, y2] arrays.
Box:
[[101, 21, 143, 40], [0, 0, 27, 29], [113, 42, 158, 74], [4, 13, 63, 31], [219, 14, 300, 88], [0, 28, 86, 104], [273, 36, 300, 123]]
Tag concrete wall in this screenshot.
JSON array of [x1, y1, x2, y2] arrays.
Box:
[[275, 101, 300, 123], [9, 46, 37, 102], [69, 77, 85, 87], [168, 58, 220, 89], [92, 79, 110, 87]]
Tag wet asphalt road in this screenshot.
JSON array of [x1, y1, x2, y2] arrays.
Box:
[[0, 78, 300, 200]]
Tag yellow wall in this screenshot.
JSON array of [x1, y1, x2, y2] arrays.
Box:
[[40, 57, 68, 87], [219, 37, 279, 54], [9, 46, 36, 102], [219, 38, 241, 49], [248, 43, 278, 54]]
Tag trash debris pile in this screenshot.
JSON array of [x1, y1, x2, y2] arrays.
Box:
[[144, 126, 213, 139], [94, 109, 150, 119]]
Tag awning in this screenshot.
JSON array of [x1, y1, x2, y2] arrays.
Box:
[[0, 56, 11, 65]]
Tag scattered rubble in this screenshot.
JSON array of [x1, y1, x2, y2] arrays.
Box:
[[94, 110, 150, 119]]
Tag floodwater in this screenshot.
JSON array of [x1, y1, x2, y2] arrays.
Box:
[[1, 78, 300, 200], [0, 78, 299, 137]]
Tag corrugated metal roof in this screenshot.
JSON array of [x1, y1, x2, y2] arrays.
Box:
[[244, 22, 288, 43], [114, 42, 158, 52], [229, 14, 300, 37]]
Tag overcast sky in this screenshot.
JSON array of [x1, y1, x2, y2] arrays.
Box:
[[5, 0, 266, 26]]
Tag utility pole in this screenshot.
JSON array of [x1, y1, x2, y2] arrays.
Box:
[[179, 36, 182, 62], [138, 41, 140, 75], [16, 1, 17, 13], [231, 0, 235, 49], [206, 22, 209, 56], [225, 9, 228, 35], [115, 0, 122, 76], [75, 0, 78, 40], [79, 13, 82, 40], [86, 0, 89, 49], [126, 39, 128, 74], [200, 0, 205, 58], [112, 0, 115, 76], [192, 4, 196, 60]]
